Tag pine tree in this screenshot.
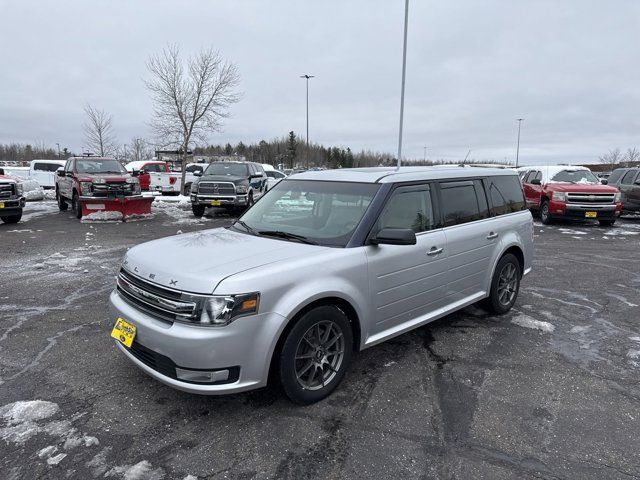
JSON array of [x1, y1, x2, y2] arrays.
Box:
[[287, 131, 297, 168]]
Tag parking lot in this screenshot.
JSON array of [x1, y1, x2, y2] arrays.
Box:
[[1, 200, 639, 480]]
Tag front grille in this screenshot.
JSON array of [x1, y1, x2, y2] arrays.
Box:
[[566, 192, 615, 205], [117, 268, 198, 322], [0, 183, 15, 199], [198, 181, 236, 196], [92, 182, 135, 197], [128, 341, 240, 385]]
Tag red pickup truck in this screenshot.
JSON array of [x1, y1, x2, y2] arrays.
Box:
[[519, 166, 621, 226], [55, 155, 153, 220]]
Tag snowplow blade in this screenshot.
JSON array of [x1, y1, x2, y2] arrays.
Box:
[[81, 196, 154, 221]]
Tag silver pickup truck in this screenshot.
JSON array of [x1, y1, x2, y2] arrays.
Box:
[[109, 166, 533, 404]]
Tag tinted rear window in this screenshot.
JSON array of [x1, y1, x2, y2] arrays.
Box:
[[487, 176, 526, 215], [607, 169, 625, 184], [439, 180, 488, 227]]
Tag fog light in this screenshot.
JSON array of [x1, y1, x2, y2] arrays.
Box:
[[175, 367, 229, 383]]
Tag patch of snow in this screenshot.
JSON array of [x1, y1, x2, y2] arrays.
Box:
[[106, 460, 165, 480], [46, 453, 67, 466], [629, 337, 640, 342], [0, 400, 59, 424], [627, 350, 640, 359], [38, 445, 58, 458], [511, 314, 555, 333], [605, 293, 638, 307], [569, 325, 590, 333], [183, 476, 198, 480], [81, 211, 123, 223], [558, 228, 587, 235], [384, 361, 397, 367]]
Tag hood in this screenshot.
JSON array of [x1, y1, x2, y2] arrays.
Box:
[[545, 182, 618, 193], [199, 174, 247, 184], [122, 227, 327, 294], [0, 175, 17, 184], [76, 172, 133, 182]]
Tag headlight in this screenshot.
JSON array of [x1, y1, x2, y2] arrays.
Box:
[[16, 183, 23, 195], [191, 182, 199, 193], [80, 181, 93, 195], [199, 293, 259, 326], [125, 178, 138, 184], [551, 191, 566, 202], [236, 185, 248, 194], [614, 192, 621, 202], [94, 178, 106, 184]]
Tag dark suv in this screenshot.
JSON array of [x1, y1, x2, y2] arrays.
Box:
[[190, 161, 268, 217], [608, 167, 640, 213]]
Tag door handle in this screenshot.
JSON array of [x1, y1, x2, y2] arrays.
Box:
[[427, 247, 443, 256], [486, 232, 499, 239]]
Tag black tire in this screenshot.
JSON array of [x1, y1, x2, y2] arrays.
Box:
[[192, 204, 205, 218], [1, 213, 22, 224], [57, 190, 68, 211], [72, 192, 82, 219], [599, 219, 615, 227], [246, 192, 254, 210], [184, 183, 192, 196], [483, 253, 521, 315], [279, 305, 353, 405], [539, 200, 553, 225]]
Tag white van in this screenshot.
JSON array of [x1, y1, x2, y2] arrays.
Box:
[[30, 159, 66, 189]]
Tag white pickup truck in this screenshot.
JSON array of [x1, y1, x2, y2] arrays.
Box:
[[2, 159, 66, 189], [149, 163, 205, 195]]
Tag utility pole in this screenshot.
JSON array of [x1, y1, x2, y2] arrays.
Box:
[[423, 146, 427, 163], [396, 0, 410, 170], [56, 143, 60, 159], [300, 74, 314, 170], [515, 118, 524, 167]]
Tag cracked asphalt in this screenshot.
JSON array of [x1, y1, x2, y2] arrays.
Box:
[[1, 201, 639, 480]]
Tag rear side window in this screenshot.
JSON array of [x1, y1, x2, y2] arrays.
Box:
[[439, 180, 488, 227], [377, 185, 434, 233], [487, 176, 526, 216], [34, 162, 60, 172], [621, 170, 638, 185], [607, 169, 625, 184]]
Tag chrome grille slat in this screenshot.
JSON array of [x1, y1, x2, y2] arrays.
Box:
[[198, 181, 236, 196], [566, 192, 615, 205], [0, 184, 14, 199], [117, 269, 200, 322]]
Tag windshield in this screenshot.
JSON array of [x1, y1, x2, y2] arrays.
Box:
[[204, 163, 248, 177], [237, 180, 379, 247], [76, 159, 126, 174], [550, 169, 599, 184]]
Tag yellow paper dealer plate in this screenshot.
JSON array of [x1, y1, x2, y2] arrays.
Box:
[[211, 200, 221, 206], [111, 317, 136, 348], [585, 211, 597, 218]]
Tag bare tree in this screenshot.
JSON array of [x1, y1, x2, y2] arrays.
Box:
[[83, 104, 117, 157], [599, 148, 622, 166], [624, 147, 640, 166], [127, 137, 154, 163], [145, 44, 241, 193]]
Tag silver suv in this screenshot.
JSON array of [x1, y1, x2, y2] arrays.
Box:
[[109, 167, 533, 404]]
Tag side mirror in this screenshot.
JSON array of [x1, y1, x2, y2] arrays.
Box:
[[57, 168, 65, 177], [600, 179, 608, 185], [131, 169, 140, 177], [371, 228, 417, 246], [634, 180, 640, 185], [193, 170, 202, 177], [250, 173, 263, 179], [530, 178, 541, 185]]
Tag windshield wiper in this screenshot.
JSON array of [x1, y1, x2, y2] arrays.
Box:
[[258, 230, 318, 245], [233, 220, 258, 235]]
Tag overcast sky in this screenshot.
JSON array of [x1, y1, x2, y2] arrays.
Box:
[[1, 0, 639, 165]]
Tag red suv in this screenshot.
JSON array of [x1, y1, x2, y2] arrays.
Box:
[[519, 166, 621, 226]]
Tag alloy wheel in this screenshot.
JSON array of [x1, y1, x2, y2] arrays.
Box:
[[497, 263, 518, 306], [294, 320, 345, 391]]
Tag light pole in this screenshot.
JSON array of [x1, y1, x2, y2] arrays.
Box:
[[515, 118, 524, 167], [300, 74, 314, 169], [396, 0, 410, 170], [423, 146, 427, 162], [56, 143, 60, 159]]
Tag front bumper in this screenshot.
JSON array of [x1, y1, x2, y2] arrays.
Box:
[[0, 197, 25, 215], [109, 290, 286, 395], [548, 200, 621, 221], [190, 194, 248, 207]]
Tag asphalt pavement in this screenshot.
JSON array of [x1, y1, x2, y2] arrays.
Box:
[[1, 201, 639, 480]]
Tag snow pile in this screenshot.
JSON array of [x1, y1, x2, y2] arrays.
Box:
[[81, 211, 124, 223], [511, 314, 555, 333], [34, 252, 91, 271], [0, 400, 59, 444], [20, 179, 46, 201], [105, 460, 165, 480]]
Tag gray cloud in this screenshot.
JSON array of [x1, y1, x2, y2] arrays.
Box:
[[0, 0, 638, 165]]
